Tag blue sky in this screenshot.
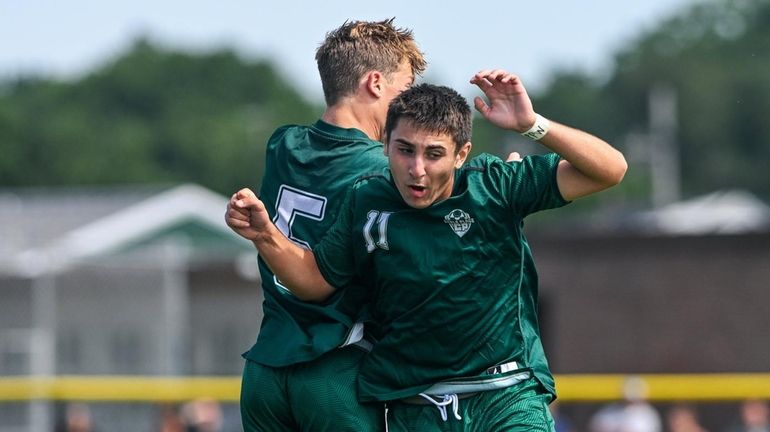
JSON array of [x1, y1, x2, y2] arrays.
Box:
[[1, 0, 698, 101]]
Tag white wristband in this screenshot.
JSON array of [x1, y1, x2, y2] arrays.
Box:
[[520, 114, 550, 141]]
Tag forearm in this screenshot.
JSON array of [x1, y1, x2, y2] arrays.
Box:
[[539, 121, 626, 184], [536, 120, 627, 200], [252, 224, 335, 302]]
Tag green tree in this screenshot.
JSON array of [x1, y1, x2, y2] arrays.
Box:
[[514, 0, 770, 204], [608, 0, 770, 200], [0, 38, 320, 194]]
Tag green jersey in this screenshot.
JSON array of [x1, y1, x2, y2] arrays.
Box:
[[244, 120, 388, 367], [314, 153, 568, 402]]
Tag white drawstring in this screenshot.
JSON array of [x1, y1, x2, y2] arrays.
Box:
[[417, 393, 463, 421], [384, 403, 389, 432]]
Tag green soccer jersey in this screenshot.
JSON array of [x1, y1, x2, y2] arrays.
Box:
[[313, 152, 568, 402], [244, 120, 388, 367]]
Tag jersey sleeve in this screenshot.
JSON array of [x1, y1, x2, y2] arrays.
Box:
[[496, 153, 569, 216], [313, 185, 358, 288]]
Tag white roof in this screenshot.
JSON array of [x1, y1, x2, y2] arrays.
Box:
[[1, 184, 250, 276], [640, 189, 770, 235]]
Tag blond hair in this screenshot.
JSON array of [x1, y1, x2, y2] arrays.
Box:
[[315, 18, 426, 105]]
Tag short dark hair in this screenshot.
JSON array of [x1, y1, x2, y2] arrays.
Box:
[[385, 84, 472, 151], [315, 18, 426, 106]]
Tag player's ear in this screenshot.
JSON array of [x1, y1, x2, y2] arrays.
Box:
[[365, 70, 384, 97], [454, 141, 472, 168]]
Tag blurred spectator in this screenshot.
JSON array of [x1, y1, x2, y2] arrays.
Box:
[[726, 399, 770, 432], [551, 400, 575, 432], [57, 403, 94, 432], [181, 398, 223, 432], [158, 404, 185, 432], [588, 377, 662, 432], [667, 404, 708, 432]]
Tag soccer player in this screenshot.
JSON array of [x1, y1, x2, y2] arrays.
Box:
[[227, 71, 627, 430], [229, 19, 426, 432]]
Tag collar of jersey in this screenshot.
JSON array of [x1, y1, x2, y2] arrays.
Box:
[[313, 119, 371, 141]]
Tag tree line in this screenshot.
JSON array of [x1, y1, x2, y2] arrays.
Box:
[[1, 0, 768, 205]]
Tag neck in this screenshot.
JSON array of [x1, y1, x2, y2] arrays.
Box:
[[321, 100, 382, 141]]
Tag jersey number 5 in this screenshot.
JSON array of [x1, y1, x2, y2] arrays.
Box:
[[273, 185, 328, 249], [272, 185, 327, 293]]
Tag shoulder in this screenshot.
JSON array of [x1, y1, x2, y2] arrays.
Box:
[[464, 152, 561, 178], [465, 153, 501, 170], [347, 168, 398, 203], [348, 141, 389, 168], [353, 167, 390, 188], [459, 153, 505, 180], [271, 124, 303, 138], [267, 124, 305, 146]]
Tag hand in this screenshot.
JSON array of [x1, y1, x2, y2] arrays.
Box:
[[225, 188, 272, 241], [470, 70, 537, 132]]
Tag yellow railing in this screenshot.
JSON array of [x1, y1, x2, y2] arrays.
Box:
[[555, 374, 770, 401], [1, 374, 769, 402], [0, 376, 240, 402]]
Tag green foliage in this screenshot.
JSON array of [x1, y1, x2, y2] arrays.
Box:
[[2, 0, 769, 205], [520, 0, 770, 204], [0, 38, 320, 194], [611, 0, 770, 200]]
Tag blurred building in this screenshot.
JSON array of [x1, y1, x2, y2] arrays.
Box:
[[532, 189, 770, 375], [0, 184, 261, 432]]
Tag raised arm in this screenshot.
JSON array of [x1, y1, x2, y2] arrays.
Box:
[[225, 188, 336, 302], [470, 69, 627, 201]]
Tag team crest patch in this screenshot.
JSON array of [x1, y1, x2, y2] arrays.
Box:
[[444, 209, 475, 238]]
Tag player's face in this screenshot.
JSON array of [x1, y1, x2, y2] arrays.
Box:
[[385, 120, 471, 209], [377, 62, 414, 126]]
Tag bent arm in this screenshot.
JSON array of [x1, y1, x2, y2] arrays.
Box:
[[225, 188, 336, 302], [471, 69, 627, 201], [251, 223, 336, 302], [538, 121, 628, 201]]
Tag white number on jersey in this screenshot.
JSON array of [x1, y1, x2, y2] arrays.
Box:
[[363, 210, 392, 253], [272, 185, 328, 293]]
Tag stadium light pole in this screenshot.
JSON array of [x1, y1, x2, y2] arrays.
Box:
[[648, 83, 681, 208], [30, 255, 57, 432], [160, 237, 191, 376]]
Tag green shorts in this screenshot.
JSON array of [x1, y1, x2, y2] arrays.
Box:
[[384, 377, 555, 432], [240, 345, 382, 432]]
